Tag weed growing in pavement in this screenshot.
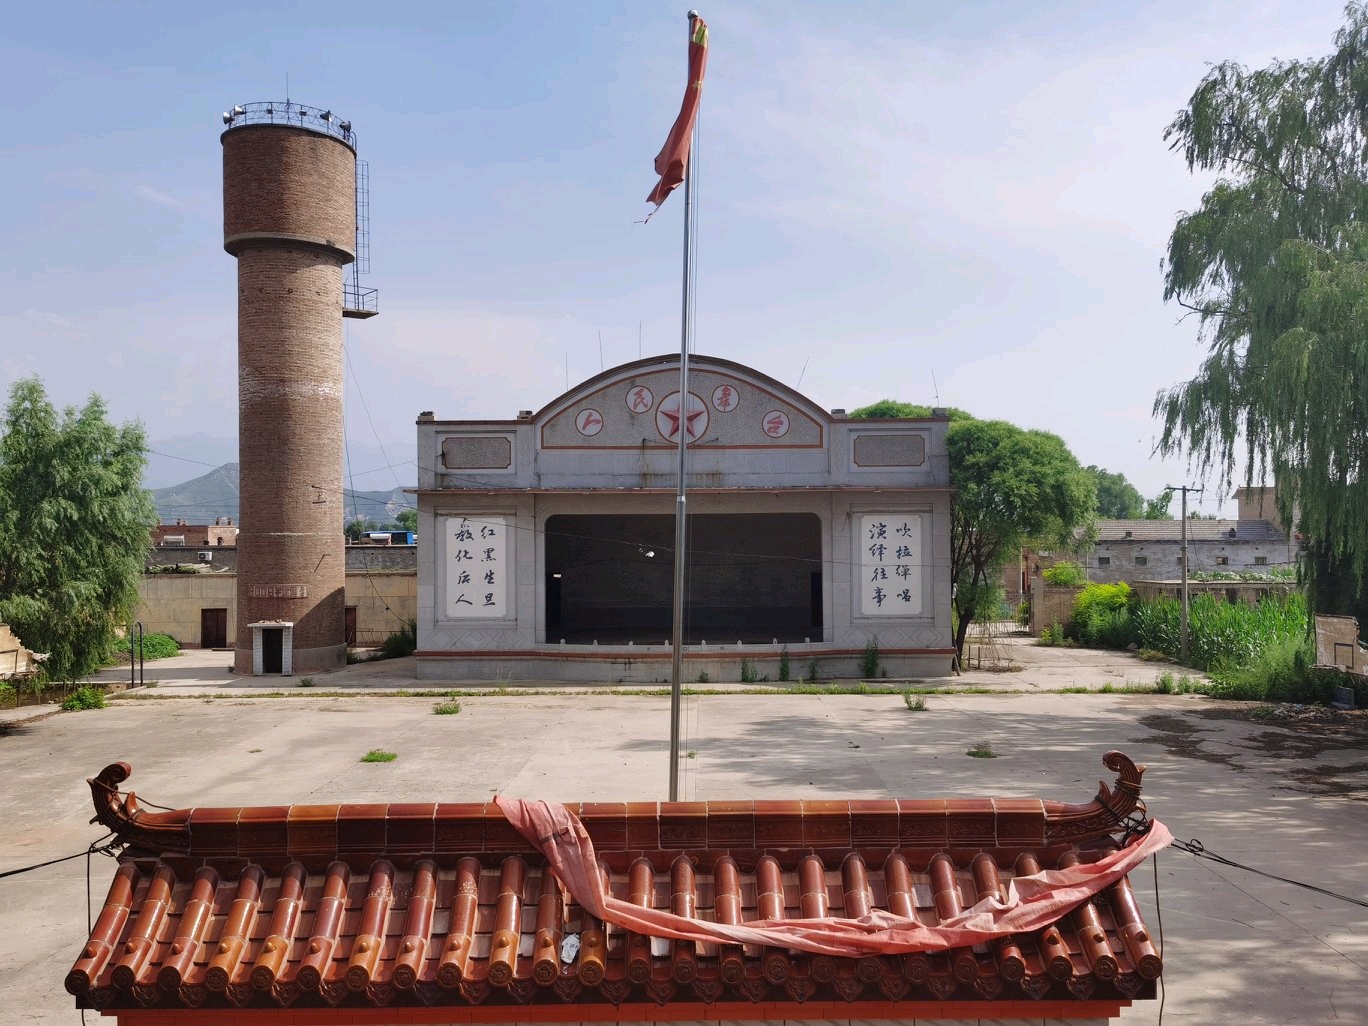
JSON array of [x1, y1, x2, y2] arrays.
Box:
[[361, 749, 397, 763], [686, 750, 697, 759], [903, 692, 927, 711], [860, 638, 881, 679], [61, 686, 106, 711], [433, 700, 462, 715], [966, 742, 997, 759], [298, 677, 315, 687]]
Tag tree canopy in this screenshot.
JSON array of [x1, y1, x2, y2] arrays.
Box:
[[848, 399, 974, 421], [1086, 466, 1145, 519], [0, 378, 156, 680], [851, 402, 1095, 656], [1157, 5, 1368, 618]]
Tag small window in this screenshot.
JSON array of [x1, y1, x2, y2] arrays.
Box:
[[1134, 556, 1148, 567], [1254, 555, 1268, 566], [1216, 556, 1229, 566], [1097, 556, 1111, 567]]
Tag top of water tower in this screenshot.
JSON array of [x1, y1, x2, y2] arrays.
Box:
[[220, 101, 357, 149]]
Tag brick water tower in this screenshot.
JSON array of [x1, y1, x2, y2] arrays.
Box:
[[221, 101, 377, 674]]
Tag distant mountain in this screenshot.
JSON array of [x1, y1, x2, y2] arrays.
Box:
[[151, 463, 240, 523], [145, 435, 413, 492], [150, 463, 413, 526]]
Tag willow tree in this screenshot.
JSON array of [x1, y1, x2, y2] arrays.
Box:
[[0, 378, 156, 681], [1157, 6, 1368, 620]]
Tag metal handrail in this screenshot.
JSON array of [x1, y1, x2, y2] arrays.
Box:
[[221, 100, 357, 147], [344, 281, 379, 314]]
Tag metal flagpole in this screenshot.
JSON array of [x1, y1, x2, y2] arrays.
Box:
[[668, 105, 700, 803]]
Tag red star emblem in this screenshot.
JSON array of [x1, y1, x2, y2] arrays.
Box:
[[661, 404, 704, 439]]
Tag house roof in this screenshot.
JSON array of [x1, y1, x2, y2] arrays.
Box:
[[68, 756, 1163, 1021], [1095, 518, 1287, 543]]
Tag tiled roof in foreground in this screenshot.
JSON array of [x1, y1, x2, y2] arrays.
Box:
[[68, 755, 1163, 1023]]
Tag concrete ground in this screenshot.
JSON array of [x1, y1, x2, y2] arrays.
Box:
[[2, 644, 1365, 1024]]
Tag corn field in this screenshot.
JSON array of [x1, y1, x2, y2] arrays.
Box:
[[1128, 593, 1307, 671]]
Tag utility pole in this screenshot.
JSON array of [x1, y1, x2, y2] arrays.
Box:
[[1167, 485, 1203, 664]]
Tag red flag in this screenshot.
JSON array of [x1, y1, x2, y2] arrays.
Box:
[[646, 14, 709, 209]]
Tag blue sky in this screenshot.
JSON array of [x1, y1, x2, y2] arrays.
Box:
[[0, 0, 1350, 507]]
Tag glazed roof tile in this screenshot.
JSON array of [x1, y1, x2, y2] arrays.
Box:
[[68, 755, 1163, 1020]]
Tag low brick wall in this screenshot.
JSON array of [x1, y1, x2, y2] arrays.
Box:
[[1029, 585, 1082, 635]]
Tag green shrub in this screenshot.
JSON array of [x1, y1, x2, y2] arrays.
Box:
[[360, 749, 397, 763], [1069, 583, 1133, 646], [778, 646, 790, 682], [378, 620, 417, 659], [903, 691, 927, 711], [61, 686, 106, 711], [132, 633, 180, 661], [298, 676, 315, 687], [860, 638, 880, 678], [1015, 601, 1031, 627], [739, 659, 758, 684], [433, 700, 462, 715], [1042, 562, 1085, 586]]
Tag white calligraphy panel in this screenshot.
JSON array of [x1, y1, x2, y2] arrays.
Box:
[[859, 514, 922, 616], [444, 515, 508, 618]]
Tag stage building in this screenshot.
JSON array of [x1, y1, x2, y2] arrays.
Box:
[[413, 356, 954, 681]]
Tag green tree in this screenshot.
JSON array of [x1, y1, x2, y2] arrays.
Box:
[[1086, 466, 1145, 518], [396, 508, 418, 534], [852, 404, 1096, 657], [0, 378, 156, 681], [1157, 6, 1368, 621], [848, 399, 974, 421], [345, 517, 381, 542], [1144, 488, 1175, 520]]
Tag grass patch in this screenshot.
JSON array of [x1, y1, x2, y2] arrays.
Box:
[[298, 676, 316, 687], [61, 686, 106, 711], [433, 700, 462, 715], [966, 741, 997, 759], [686, 750, 697, 759], [903, 691, 927, 711], [1138, 648, 1171, 662], [360, 749, 397, 763]]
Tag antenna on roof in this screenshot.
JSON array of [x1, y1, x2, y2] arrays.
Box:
[[932, 370, 941, 405], [796, 356, 810, 390], [638, 321, 642, 360], [598, 330, 605, 371]]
